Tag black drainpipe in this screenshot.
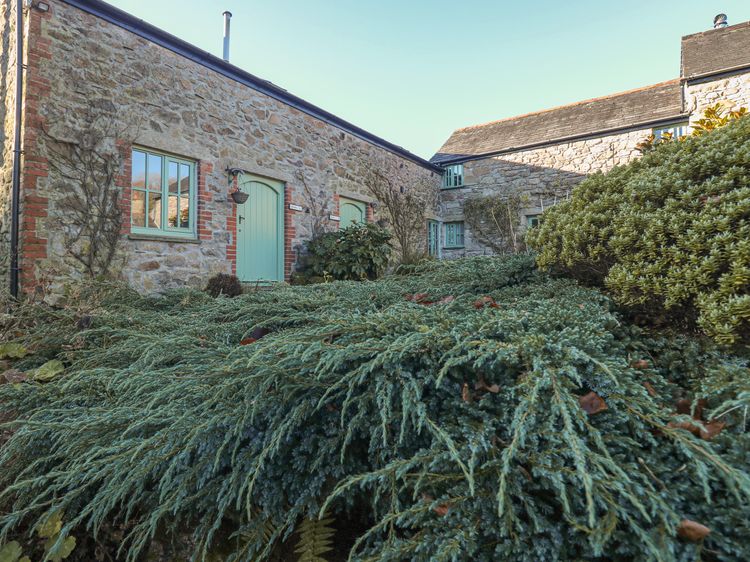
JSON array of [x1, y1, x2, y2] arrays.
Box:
[[9, 0, 23, 298]]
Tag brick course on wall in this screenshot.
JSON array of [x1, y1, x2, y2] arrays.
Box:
[[17, 0, 439, 293]]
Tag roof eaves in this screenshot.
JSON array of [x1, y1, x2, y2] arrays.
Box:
[[60, 0, 441, 172], [430, 113, 690, 165]]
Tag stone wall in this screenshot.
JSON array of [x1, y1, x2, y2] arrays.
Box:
[[440, 71, 750, 259], [686, 71, 750, 120], [0, 0, 18, 294], [438, 127, 651, 258], [18, 0, 440, 294]]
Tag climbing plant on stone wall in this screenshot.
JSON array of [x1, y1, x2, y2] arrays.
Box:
[[42, 106, 136, 279], [463, 193, 529, 254]]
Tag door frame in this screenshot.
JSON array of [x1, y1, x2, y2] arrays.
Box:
[[236, 173, 285, 283]]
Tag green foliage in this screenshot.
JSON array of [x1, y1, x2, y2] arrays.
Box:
[[296, 222, 392, 282], [294, 518, 335, 562], [528, 115, 750, 345], [0, 512, 75, 562], [0, 256, 749, 561], [0, 542, 28, 562], [0, 344, 27, 360]]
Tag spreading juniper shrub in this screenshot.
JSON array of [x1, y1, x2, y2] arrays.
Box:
[[0, 255, 748, 561]]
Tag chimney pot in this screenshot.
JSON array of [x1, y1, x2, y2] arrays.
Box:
[[222, 11, 232, 62]]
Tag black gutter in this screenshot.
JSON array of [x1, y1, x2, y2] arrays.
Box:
[[431, 113, 692, 166], [61, 0, 442, 173], [9, 0, 23, 298]]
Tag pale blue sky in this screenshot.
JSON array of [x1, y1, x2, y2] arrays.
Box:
[[108, 1, 750, 158]]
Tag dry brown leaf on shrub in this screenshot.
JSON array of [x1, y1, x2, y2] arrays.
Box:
[[240, 337, 257, 346], [461, 383, 472, 403], [473, 296, 499, 309], [700, 420, 725, 440], [579, 392, 608, 415], [1, 369, 27, 384], [475, 374, 500, 394], [677, 519, 710, 542], [433, 504, 450, 516], [643, 382, 658, 397]]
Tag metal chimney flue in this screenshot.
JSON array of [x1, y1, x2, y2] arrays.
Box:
[[713, 13, 728, 29], [222, 11, 232, 62]]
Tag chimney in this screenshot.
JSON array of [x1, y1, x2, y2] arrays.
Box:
[[222, 11, 232, 62], [713, 13, 728, 29]]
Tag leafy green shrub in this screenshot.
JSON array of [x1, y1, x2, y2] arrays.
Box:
[[296, 222, 392, 282], [1, 256, 749, 560], [527, 115, 750, 345]]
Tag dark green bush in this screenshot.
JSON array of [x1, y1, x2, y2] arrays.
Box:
[[296, 222, 392, 282], [1, 256, 749, 561], [527, 116, 750, 345]]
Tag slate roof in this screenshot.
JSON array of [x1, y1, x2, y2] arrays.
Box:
[[682, 20, 750, 79], [431, 80, 686, 164]]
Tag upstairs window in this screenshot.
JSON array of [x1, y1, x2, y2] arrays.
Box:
[[444, 221, 465, 248], [653, 122, 688, 141], [526, 214, 540, 228], [443, 164, 464, 188], [131, 148, 197, 238]]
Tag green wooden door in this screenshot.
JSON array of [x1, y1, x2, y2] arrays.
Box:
[[236, 176, 284, 283], [427, 220, 440, 257], [339, 197, 366, 227]]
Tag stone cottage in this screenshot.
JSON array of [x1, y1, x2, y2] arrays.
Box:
[[0, 0, 442, 295], [430, 16, 750, 258], [2, 2, 750, 294]]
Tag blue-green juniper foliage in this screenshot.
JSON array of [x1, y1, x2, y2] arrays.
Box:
[[0, 255, 749, 561]]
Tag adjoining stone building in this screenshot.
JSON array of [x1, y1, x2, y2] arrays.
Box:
[[0, 0, 442, 295], [2, 2, 750, 294], [431, 16, 750, 258]]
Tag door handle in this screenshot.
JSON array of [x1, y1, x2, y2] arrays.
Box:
[[238, 215, 245, 223]]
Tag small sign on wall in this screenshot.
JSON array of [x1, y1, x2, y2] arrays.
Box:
[[288, 204, 304, 212], [329, 215, 341, 222]]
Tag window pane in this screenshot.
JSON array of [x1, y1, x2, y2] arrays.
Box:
[[167, 194, 179, 227], [131, 190, 146, 227], [179, 164, 191, 195], [147, 154, 162, 191], [132, 150, 145, 189], [148, 192, 162, 228], [180, 196, 190, 228], [168, 161, 178, 194]]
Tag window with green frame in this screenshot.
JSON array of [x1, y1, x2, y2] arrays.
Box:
[[526, 214, 540, 228], [443, 164, 464, 188], [444, 221, 464, 248], [130, 148, 197, 238]]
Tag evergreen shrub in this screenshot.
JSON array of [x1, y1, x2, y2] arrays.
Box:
[[527, 116, 750, 345], [0, 256, 749, 561], [295, 222, 392, 282]]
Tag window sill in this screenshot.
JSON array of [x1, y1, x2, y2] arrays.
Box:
[[443, 246, 465, 250], [127, 233, 200, 244], [440, 183, 476, 191]]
